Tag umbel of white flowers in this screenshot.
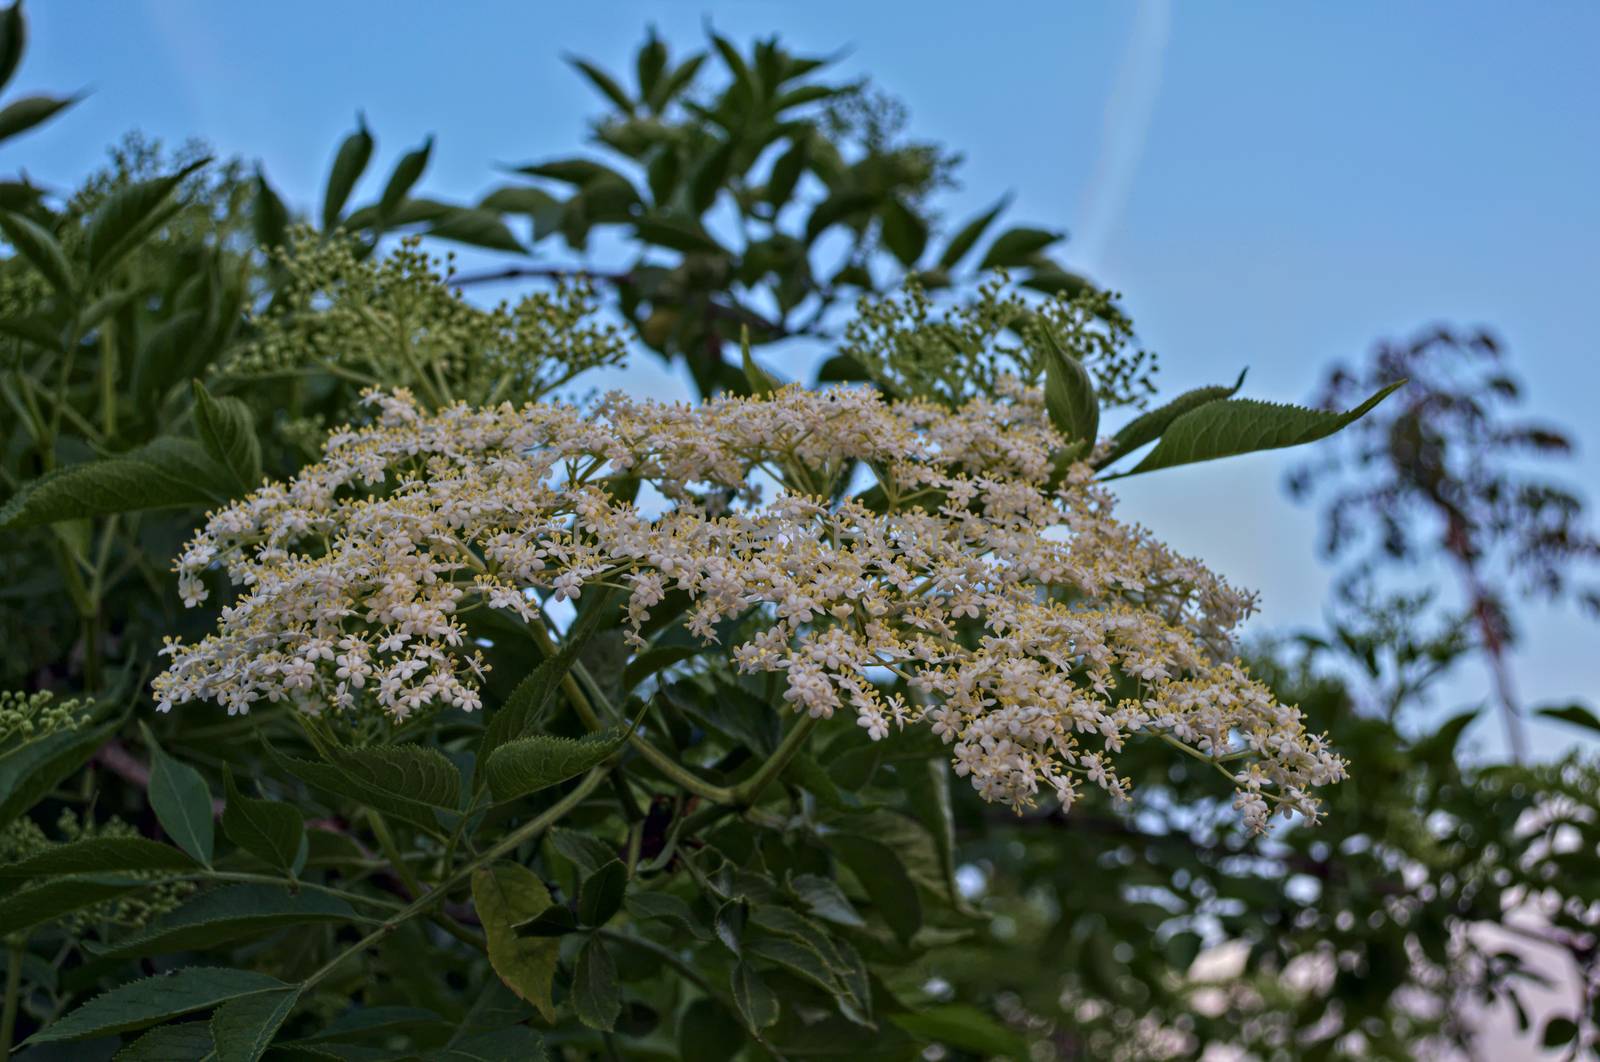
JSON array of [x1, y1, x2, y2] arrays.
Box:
[[153, 383, 1345, 832]]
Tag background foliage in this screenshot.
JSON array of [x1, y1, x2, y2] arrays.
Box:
[[0, 7, 1596, 1060]]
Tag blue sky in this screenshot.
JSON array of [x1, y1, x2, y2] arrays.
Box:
[[15, 1, 1599, 755]]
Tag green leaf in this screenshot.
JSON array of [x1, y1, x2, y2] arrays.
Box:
[[690, 138, 736, 214], [379, 136, 433, 218], [192, 381, 262, 491], [879, 197, 927, 267], [1536, 702, 1600, 735], [623, 889, 710, 939], [572, 936, 621, 1031], [978, 226, 1063, 269], [323, 115, 374, 230], [678, 997, 744, 1062], [730, 960, 779, 1033], [25, 967, 286, 1043], [1118, 381, 1404, 477], [745, 935, 869, 1023], [890, 1005, 1028, 1059], [221, 766, 304, 872], [479, 186, 563, 241], [828, 834, 922, 944], [0, 437, 231, 530], [1096, 369, 1247, 469], [472, 862, 559, 1023], [632, 215, 726, 256], [0, 874, 149, 936], [253, 168, 290, 251], [145, 727, 214, 865], [114, 1023, 215, 1061], [480, 589, 617, 759], [0, 836, 194, 878], [85, 158, 208, 281], [427, 208, 525, 253], [270, 743, 461, 834], [439, 1026, 548, 1061], [0, 208, 74, 296], [620, 645, 704, 692], [764, 135, 808, 206], [938, 196, 1009, 270], [636, 32, 668, 100], [91, 884, 357, 959], [568, 55, 634, 113], [211, 987, 301, 1062], [0, 93, 80, 145], [0, 2, 24, 94], [549, 827, 619, 878], [483, 726, 628, 804], [789, 873, 866, 929], [296, 1004, 448, 1045], [1042, 333, 1099, 446], [0, 716, 119, 829], [805, 190, 876, 243], [578, 859, 627, 928]]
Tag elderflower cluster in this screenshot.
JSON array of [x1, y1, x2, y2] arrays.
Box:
[[153, 385, 1344, 829]]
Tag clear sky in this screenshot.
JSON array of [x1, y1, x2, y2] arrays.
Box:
[[15, 1, 1599, 756]]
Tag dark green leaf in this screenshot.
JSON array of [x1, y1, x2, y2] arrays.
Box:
[[623, 889, 710, 939], [322, 115, 374, 230], [578, 859, 627, 927], [253, 169, 289, 251], [789, 873, 866, 929], [221, 766, 304, 872], [0, 716, 119, 829], [879, 197, 927, 267], [979, 226, 1063, 269], [379, 137, 433, 218], [0, 874, 148, 936], [690, 138, 735, 214], [0, 208, 73, 296], [805, 190, 877, 243], [1536, 702, 1600, 735], [211, 987, 301, 1062], [271, 742, 461, 834], [828, 834, 921, 944], [146, 728, 214, 865], [572, 936, 621, 1031], [24, 967, 286, 1043], [91, 884, 357, 959], [939, 197, 1009, 270], [1096, 369, 1247, 469], [1119, 381, 1404, 477], [678, 997, 744, 1062], [0, 836, 194, 878], [633, 215, 726, 256], [192, 381, 262, 491], [0, 2, 23, 94], [438, 1026, 547, 1061], [483, 726, 627, 804], [427, 208, 525, 253], [0, 437, 231, 530], [114, 1023, 215, 1061], [480, 589, 616, 758], [0, 93, 79, 144], [1042, 333, 1099, 446], [568, 56, 634, 113], [730, 960, 779, 1032], [85, 159, 208, 280]]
